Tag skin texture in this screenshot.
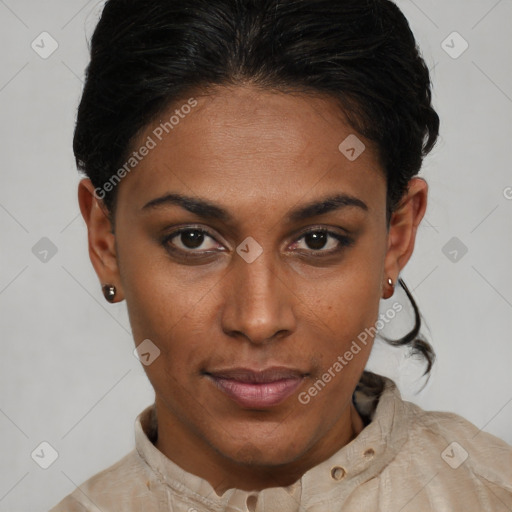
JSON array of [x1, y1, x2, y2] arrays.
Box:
[[78, 84, 427, 494]]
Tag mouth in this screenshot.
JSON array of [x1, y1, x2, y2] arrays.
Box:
[[203, 366, 308, 409]]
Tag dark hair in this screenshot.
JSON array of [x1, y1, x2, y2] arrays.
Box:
[[74, 0, 439, 381]]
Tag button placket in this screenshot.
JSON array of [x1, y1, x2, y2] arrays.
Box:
[[330, 466, 347, 481], [363, 447, 375, 459], [246, 493, 258, 512]]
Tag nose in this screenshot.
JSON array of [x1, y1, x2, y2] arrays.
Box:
[[220, 248, 297, 345]]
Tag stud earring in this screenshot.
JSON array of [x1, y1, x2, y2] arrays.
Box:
[[382, 277, 394, 299], [102, 284, 116, 303]]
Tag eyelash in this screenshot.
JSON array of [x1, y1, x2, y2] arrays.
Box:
[[161, 225, 354, 259]]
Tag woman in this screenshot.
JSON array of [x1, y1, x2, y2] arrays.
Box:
[[50, 0, 512, 510]]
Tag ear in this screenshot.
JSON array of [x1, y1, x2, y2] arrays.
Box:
[[382, 177, 428, 298], [78, 178, 124, 302]]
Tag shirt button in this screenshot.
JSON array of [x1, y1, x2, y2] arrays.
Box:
[[246, 494, 258, 512], [364, 448, 375, 458], [330, 466, 347, 480]]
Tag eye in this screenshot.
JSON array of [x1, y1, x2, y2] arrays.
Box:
[[290, 228, 354, 256], [162, 225, 354, 259], [163, 226, 222, 255]]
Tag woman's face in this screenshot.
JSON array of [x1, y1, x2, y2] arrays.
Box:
[[80, 84, 426, 491]]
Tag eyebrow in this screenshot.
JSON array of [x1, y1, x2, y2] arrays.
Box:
[[141, 192, 369, 223]]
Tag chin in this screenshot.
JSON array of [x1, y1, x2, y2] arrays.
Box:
[[214, 430, 308, 468]]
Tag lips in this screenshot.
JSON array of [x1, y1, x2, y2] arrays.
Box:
[[206, 366, 306, 382], [204, 366, 307, 408]]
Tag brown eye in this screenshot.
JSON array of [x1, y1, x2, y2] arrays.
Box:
[[163, 228, 221, 254], [177, 229, 206, 249], [303, 231, 329, 250], [292, 229, 353, 255]]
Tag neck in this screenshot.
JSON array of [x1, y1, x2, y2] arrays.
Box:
[[153, 399, 366, 495]]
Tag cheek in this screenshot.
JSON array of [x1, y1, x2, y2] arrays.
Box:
[[343, 234, 386, 321], [121, 267, 221, 388], [306, 256, 383, 331], [300, 278, 380, 403], [118, 233, 216, 342], [299, 253, 383, 377], [125, 281, 211, 365]]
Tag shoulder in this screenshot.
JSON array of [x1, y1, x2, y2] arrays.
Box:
[[48, 449, 156, 511], [395, 398, 512, 503], [49, 495, 88, 512], [407, 400, 511, 476]]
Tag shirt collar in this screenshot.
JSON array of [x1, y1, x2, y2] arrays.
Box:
[[134, 373, 409, 512]]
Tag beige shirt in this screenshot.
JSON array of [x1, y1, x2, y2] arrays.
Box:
[[49, 376, 512, 511]]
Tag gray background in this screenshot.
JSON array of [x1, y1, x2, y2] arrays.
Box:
[[0, 0, 511, 510]]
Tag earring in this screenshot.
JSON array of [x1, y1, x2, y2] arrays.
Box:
[[102, 284, 116, 303], [382, 277, 394, 299]]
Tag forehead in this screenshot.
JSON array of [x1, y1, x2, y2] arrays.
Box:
[[115, 84, 386, 218]]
